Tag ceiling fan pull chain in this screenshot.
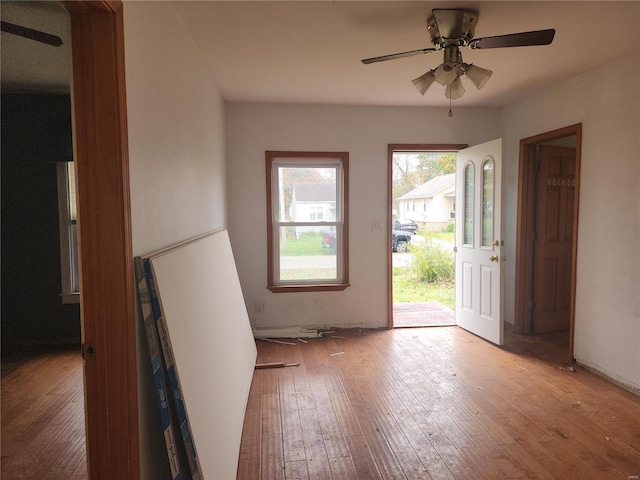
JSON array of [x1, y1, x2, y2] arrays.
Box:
[[448, 96, 453, 117]]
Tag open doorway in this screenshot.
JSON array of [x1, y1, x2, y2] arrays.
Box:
[[387, 144, 467, 328], [1, 2, 88, 477], [514, 124, 582, 357]]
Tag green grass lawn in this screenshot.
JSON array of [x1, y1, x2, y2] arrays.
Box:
[[392, 268, 455, 310], [280, 232, 331, 256], [429, 231, 455, 243]]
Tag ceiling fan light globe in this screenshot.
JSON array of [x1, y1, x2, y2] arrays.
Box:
[[434, 64, 458, 85], [445, 77, 465, 99], [412, 70, 437, 95], [465, 64, 493, 89]]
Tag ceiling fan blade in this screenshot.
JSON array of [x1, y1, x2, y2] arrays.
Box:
[[469, 29, 555, 50], [362, 47, 436, 65], [1, 21, 63, 47]]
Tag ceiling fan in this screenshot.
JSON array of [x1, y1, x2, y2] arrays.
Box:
[[1, 20, 63, 47], [362, 9, 555, 101]]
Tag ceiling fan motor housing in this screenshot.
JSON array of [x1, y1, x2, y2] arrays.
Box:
[[427, 9, 478, 48]]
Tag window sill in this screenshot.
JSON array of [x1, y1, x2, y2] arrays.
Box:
[[268, 284, 349, 293], [61, 292, 80, 304]]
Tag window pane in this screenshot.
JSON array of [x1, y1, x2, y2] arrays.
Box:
[[277, 167, 337, 223], [464, 164, 474, 245], [278, 226, 337, 281], [67, 162, 77, 221], [482, 159, 494, 247], [70, 223, 79, 292]]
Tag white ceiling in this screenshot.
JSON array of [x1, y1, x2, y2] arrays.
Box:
[[2, 1, 639, 108]]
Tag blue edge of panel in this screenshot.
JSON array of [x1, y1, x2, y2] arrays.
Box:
[[135, 257, 202, 480]]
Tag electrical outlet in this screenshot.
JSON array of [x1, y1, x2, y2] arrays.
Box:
[[254, 300, 264, 313], [371, 220, 382, 231]]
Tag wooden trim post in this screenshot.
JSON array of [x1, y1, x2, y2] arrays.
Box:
[[64, 2, 139, 478]]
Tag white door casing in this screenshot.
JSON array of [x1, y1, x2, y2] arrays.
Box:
[[455, 139, 503, 345]]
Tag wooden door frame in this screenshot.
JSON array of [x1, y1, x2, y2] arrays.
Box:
[[514, 124, 582, 354], [387, 144, 468, 329], [64, 1, 139, 478]]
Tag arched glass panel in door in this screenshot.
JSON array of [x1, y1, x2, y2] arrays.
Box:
[[464, 163, 474, 246], [482, 157, 494, 247]]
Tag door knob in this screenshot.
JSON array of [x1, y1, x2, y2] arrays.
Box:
[[489, 255, 499, 262]]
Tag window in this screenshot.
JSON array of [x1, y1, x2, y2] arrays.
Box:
[[309, 206, 324, 221], [463, 163, 474, 246], [57, 161, 79, 303], [482, 158, 494, 247], [266, 151, 349, 292]]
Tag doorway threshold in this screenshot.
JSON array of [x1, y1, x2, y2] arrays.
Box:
[[393, 301, 454, 328]]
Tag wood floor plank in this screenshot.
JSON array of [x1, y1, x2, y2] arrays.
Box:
[[393, 450, 433, 480], [68, 455, 87, 480], [261, 432, 285, 480], [280, 407, 305, 463], [499, 441, 557, 480], [284, 460, 309, 479], [298, 408, 332, 480], [237, 455, 261, 480], [50, 430, 86, 473], [330, 392, 362, 437], [344, 434, 381, 479], [239, 407, 261, 461], [348, 407, 405, 479], [457, 446, 506, 480], [328, 456, 358, 480], [433, 443, 480, 480], [412, 442, 456, 480], [262, 391, 283, 435]]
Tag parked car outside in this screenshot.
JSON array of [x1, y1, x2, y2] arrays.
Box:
[[321, 231, 337, 251], [393, 219, 418, 234], [392, 230, 412, 253], [322, 229, 411, 253]]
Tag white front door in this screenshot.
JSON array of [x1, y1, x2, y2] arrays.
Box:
[[455, 139, 503, 345]]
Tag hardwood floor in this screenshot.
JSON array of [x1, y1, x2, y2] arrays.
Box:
[[1, 345, 87, 479], [2, 328, 639, 480], [238, 327, 640, 480]]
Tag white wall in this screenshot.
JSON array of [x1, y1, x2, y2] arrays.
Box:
[[226, 104, 501, 329], [123, 2, 227, 478], [501, 53, 640, 391], [125, 4, 226, 257]]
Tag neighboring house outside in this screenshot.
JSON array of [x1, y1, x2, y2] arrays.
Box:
[[290, 182, 336, 236], [397, 173, 455, 232]]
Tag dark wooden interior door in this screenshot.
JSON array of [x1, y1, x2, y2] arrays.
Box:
[[533, 145, 576, 333]]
